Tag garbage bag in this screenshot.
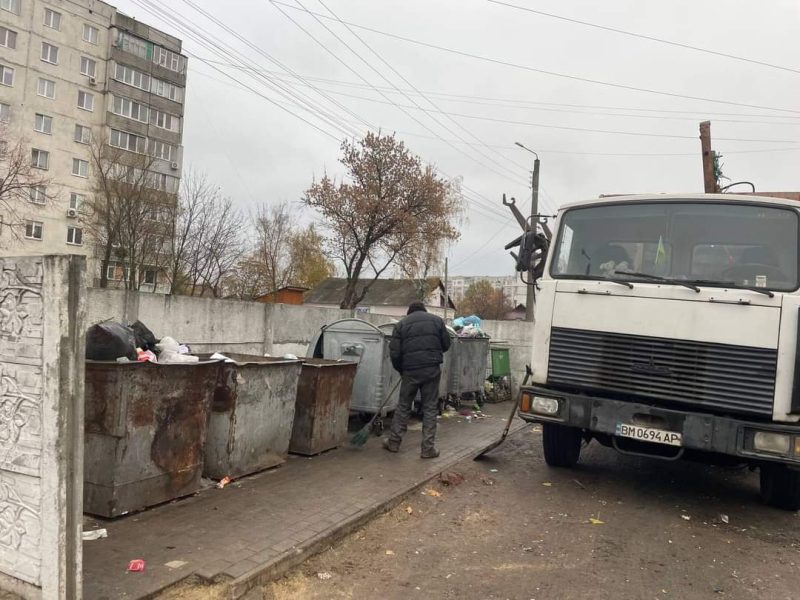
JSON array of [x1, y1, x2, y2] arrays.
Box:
[[155, 336, 180, 354], [86, 322, 137, 361], [130, 320, 158, 352]]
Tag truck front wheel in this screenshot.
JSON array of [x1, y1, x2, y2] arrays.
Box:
[[760, 464, 800, 511], [542, 423, 582, 468]]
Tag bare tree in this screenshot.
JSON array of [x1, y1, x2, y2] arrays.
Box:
[[252, 201, 296, 295], [168, 170, 245, 296], [86, 139, 173, 290], [0, 126, 51, 242], [304, 133, 462, 309]]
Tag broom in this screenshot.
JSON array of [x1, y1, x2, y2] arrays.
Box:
[[350, 378, 402, 447]]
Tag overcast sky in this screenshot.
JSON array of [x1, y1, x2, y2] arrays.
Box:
[[113, 0, 800, 277]]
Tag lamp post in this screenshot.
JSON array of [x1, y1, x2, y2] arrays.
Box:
[[515, 142, 540, 322]]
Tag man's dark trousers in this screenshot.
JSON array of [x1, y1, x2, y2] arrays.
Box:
[[388, 367, 440, 453]]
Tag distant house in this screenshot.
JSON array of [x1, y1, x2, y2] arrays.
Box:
[[504, 304, 527, 321], [305, 278, 456, 317], [254, 286, 309, 305]]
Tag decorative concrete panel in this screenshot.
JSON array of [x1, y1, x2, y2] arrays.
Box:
[[0, 256, 85, 599]]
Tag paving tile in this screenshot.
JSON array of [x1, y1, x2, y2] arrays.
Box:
[[82, 402, 524, 600]]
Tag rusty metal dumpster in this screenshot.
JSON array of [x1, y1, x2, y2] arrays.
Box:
[[289, 359, 357, 455], [83, 360, 219, 518], [203, 354, 303, 480]]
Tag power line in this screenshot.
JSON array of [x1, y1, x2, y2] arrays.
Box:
[[270, 1, 800, 115], [487, 0, 800, 76], [268, 0, 531, 187], [190, 67, 800, 158], [199, 59, 800, 120], [451, 219, 518, 270]]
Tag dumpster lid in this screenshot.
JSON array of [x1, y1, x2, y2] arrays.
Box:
[[322, 318, 383, 336]]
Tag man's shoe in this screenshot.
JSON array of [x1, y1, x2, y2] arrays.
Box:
[[383, 439, 400, 453], [420, 448, 440, 459]]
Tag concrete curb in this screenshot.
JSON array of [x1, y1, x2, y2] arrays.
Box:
[[224, 421, 527, 599]]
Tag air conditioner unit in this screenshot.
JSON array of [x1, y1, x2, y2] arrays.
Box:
[[66, 208, 78, 218], [170, 162, 178, 170], [89, 77, 97, 86]]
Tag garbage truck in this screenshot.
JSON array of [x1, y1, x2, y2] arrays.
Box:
[[514, 193, 800, 509]]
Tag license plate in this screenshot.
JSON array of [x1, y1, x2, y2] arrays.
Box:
[[616, 423, 682, 446]]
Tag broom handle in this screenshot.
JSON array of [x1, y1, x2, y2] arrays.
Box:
[[370, 377, 402, 424]]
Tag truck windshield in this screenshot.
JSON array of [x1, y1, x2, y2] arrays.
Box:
[[551, 202, 799, 292]]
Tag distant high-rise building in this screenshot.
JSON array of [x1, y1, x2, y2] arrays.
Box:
[[0, 0, 186, 291]]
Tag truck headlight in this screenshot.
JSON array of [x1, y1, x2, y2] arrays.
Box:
[[532, 396, 560, 415], [753, 431, 791, 455]]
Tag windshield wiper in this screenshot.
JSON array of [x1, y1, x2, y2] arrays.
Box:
[[615, 270, 700, 292], [684, 279, 775, 298], [603, 277, 633, 289]]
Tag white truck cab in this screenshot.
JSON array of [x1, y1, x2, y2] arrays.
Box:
[[518, 193, 800, 509]]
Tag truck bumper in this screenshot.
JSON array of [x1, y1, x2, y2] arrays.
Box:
[[519, 386, 800, 466]]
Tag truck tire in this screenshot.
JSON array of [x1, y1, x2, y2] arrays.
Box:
[[760, 464, 800, 510], [542, 423, 582, 468]]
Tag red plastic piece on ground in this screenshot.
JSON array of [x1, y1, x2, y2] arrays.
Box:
[[127, 559, 146, 572]]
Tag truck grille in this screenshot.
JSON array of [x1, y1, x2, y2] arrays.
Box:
[[548, 327, 777, 417]]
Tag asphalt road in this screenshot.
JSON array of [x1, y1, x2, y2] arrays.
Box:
[[263, 423, 800, 600]]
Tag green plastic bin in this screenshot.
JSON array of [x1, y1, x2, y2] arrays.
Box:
[[490, 347, 511, 378]]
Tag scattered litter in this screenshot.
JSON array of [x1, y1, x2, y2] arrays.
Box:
[[573, 479, 586, 489], [681, 515, 691, 521], [217, 476, 232, 489], [405, 506, 414, 515], [589, 517, 605, 525], [164, 560, 187, 569], [440, 472, 464, 487], [422, 489, 441, 497], [283, 353, 299, 360], [481, 477, 495, 486], [82, 529, 107, 541], [317, 572, 332, 580], [385, 550, 395, 556], [542, 482, 552, 487], [446, 573, 452, 579], [720, 514, 730, 524], [209, 352, 234, 363], [127, 559, 145, 573], [522, 546, 533, 552]]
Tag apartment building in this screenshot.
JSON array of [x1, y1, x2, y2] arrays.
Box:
[[0, 0, 186, 291], [448, 274, 527, 307]]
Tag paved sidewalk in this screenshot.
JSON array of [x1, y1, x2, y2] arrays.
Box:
[[83, 402, 525, 599]]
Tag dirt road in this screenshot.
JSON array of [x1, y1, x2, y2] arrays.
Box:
[[263, 424, 800, 600]]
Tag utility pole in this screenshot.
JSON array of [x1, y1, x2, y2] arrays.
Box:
[[515, 142, 541, 322], [699, 121, 719, 193]]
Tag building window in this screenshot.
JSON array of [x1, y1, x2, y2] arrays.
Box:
[[69, 192, 86, 211], [141, 269, 157, 285], [154, 47, 183, 72], [149, 140, 175, 162], [0, 26, 16, 49], [66, 226, 83, 245], [72, 158, 89, 178], [43, 8, 61, 30], [74, 124, 91, 144], [41, 42, 59, 65], [37, 78, 55, 98], [31, 149, 49, 170], [116, 31, 152, 60], [34, 113, 52, 134], [0, 102, 10, 123], [106, 261, 130, 281], [151, 109, 179, 132], [151, 78, 181, 102], [80, 56, 96, 78], [112, 95, 148, 123], [25, 221, 43, 240], [77, 90, 94, 111], [110, 129, 146, 154], [83, 24, 99, 45], [113, 63, 151, 92], [29, 185, 47, 204], [0, 64, 14, 87], [0, 0, 19, 15]]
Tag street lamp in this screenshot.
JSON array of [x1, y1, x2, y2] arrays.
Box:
[[514, 141, 540, 322]]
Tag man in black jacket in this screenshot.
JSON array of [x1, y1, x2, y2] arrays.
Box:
[[385, 301, 451, 458]]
